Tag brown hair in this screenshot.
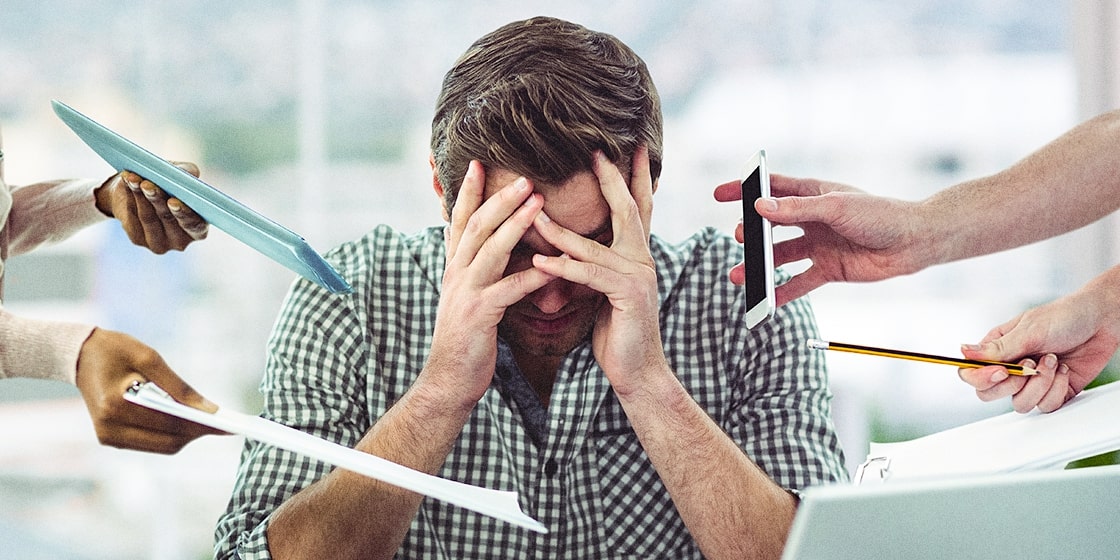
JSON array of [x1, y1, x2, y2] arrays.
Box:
[[430, 16, 663, 211]]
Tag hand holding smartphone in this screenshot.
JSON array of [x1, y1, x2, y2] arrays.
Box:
[[741, 150, 775, 329]]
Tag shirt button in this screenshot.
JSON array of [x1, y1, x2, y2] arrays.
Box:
[[544, 458, 559, 477]]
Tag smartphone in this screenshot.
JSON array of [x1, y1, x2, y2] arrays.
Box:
[[741, 149, 775, 329]]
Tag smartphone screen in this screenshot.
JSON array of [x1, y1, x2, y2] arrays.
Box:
[[741, 150, 775, 329]]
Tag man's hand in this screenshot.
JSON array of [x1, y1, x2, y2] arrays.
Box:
[[94, 163, 209, 254], [422, 160, 553, 407], [958, 272, 1120, 413], [530, 147, 668, 395], [75, 328, 223, 454], [713, 174, 926, 306]]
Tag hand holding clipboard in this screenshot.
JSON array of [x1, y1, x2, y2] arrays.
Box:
[[52, 100, 352, 294]]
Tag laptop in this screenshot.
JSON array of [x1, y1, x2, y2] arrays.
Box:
[[782, 465, 1120, 559]]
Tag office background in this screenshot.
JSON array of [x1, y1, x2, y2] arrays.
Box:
[[1, 1, 1117, 558]]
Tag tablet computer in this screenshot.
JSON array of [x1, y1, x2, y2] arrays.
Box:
[[52, 100, 352, 294], [741, 149, 775, 328]]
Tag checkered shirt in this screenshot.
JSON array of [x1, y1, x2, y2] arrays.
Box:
[[214, 224, 847, 559]]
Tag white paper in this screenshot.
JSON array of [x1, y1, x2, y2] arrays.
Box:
[[124, 382, 547, 533], [863, 380, 1120, 483]]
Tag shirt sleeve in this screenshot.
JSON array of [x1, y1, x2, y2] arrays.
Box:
[[6, 178, 107, 258], [730, 294, 850, 492], [214, 271, 371, 559], [0, 305, 95, 383]]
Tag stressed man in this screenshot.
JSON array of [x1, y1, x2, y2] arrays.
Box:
[[216, 16, 846, 560]]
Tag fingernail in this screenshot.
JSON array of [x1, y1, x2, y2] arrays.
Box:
[[141, 184, 157, 197], [961, 343, 982, 352], [1041, 354, 1058, 368], [758, 197, 778, 212], [516, 177, 529, 191], [200, 398, 219, 413], [536, 210, 551, 223], [126, 177, 140, 191], [990, 370, 1009, 382], [167, 199, 182, 213]]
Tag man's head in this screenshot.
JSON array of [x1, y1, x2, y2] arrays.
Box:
[[430, 16, 663, 214]]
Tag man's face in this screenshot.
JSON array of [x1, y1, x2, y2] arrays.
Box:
[[485, 167, 614, 360]]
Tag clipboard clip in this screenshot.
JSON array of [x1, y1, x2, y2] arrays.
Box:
[[854, 456, 892, 485], [127, 380, 168, 400]]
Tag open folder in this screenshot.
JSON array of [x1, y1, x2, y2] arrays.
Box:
[[855, 380, 1120, 484], [52, 100, 352, 294], [124, 382, 546, 533]]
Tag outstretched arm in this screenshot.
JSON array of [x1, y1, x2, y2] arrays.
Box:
[[958, 264, 1120, 413], [713, 108, 1120, 305]]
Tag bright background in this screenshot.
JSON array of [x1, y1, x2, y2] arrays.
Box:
[[2, 1, 1118, 558]]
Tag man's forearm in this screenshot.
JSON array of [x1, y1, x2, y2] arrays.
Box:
[[921, 109, 1120, 266], [615, 368, 797, 560], [266, 381, 475, 560]]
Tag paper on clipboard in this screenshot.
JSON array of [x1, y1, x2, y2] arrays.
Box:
[[124, 382, 546, 533], [855, 380, 1120, 484], [51, 100, 352, 294]]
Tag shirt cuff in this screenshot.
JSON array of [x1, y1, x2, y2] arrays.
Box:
[[0, 306, 94, 384], [229, 516, 275, 560]]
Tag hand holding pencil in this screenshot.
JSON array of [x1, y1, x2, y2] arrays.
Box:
[[808, 333, 1094, 415], [807, 339, 1039, 376]]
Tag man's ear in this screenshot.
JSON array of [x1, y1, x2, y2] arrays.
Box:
[[430, 153, 450, 222]]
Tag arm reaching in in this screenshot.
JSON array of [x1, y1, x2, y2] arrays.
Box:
[[958, 264, 1120, 413], [713, 109, 1120, 306], [714, 175, 927, 306], [94, 162, 209, 253], [75, 328, 223, 454]]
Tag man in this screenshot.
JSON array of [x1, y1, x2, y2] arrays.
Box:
[[216, 17, 845, 559], [713, 108, 1120, 413]]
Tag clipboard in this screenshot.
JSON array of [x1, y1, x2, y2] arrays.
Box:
[[123, 382, 546, 533], [852, 380, 1120, 484], [52, 100, 352, 294]]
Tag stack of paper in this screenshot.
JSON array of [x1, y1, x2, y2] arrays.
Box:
[[857, 380, 1120, 483]]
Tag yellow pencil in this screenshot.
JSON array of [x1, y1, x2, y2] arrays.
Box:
[[807, 339, 1039, 376]]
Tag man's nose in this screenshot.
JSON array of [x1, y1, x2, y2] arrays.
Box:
[[530, 279, 570, 315]]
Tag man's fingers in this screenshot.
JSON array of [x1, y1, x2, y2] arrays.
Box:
[[592, 151, 646, 257], [170, 160, 201, 178], [1037, 363, 1072, 413], [473, 192, 543, 273], [451, 176, 533, 270], [446, 160, 485, 260], [627, 145, 654, 237], [168, 198, 210, 241], [772, 267, 826, 307], [713, 180, 743, 202]]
